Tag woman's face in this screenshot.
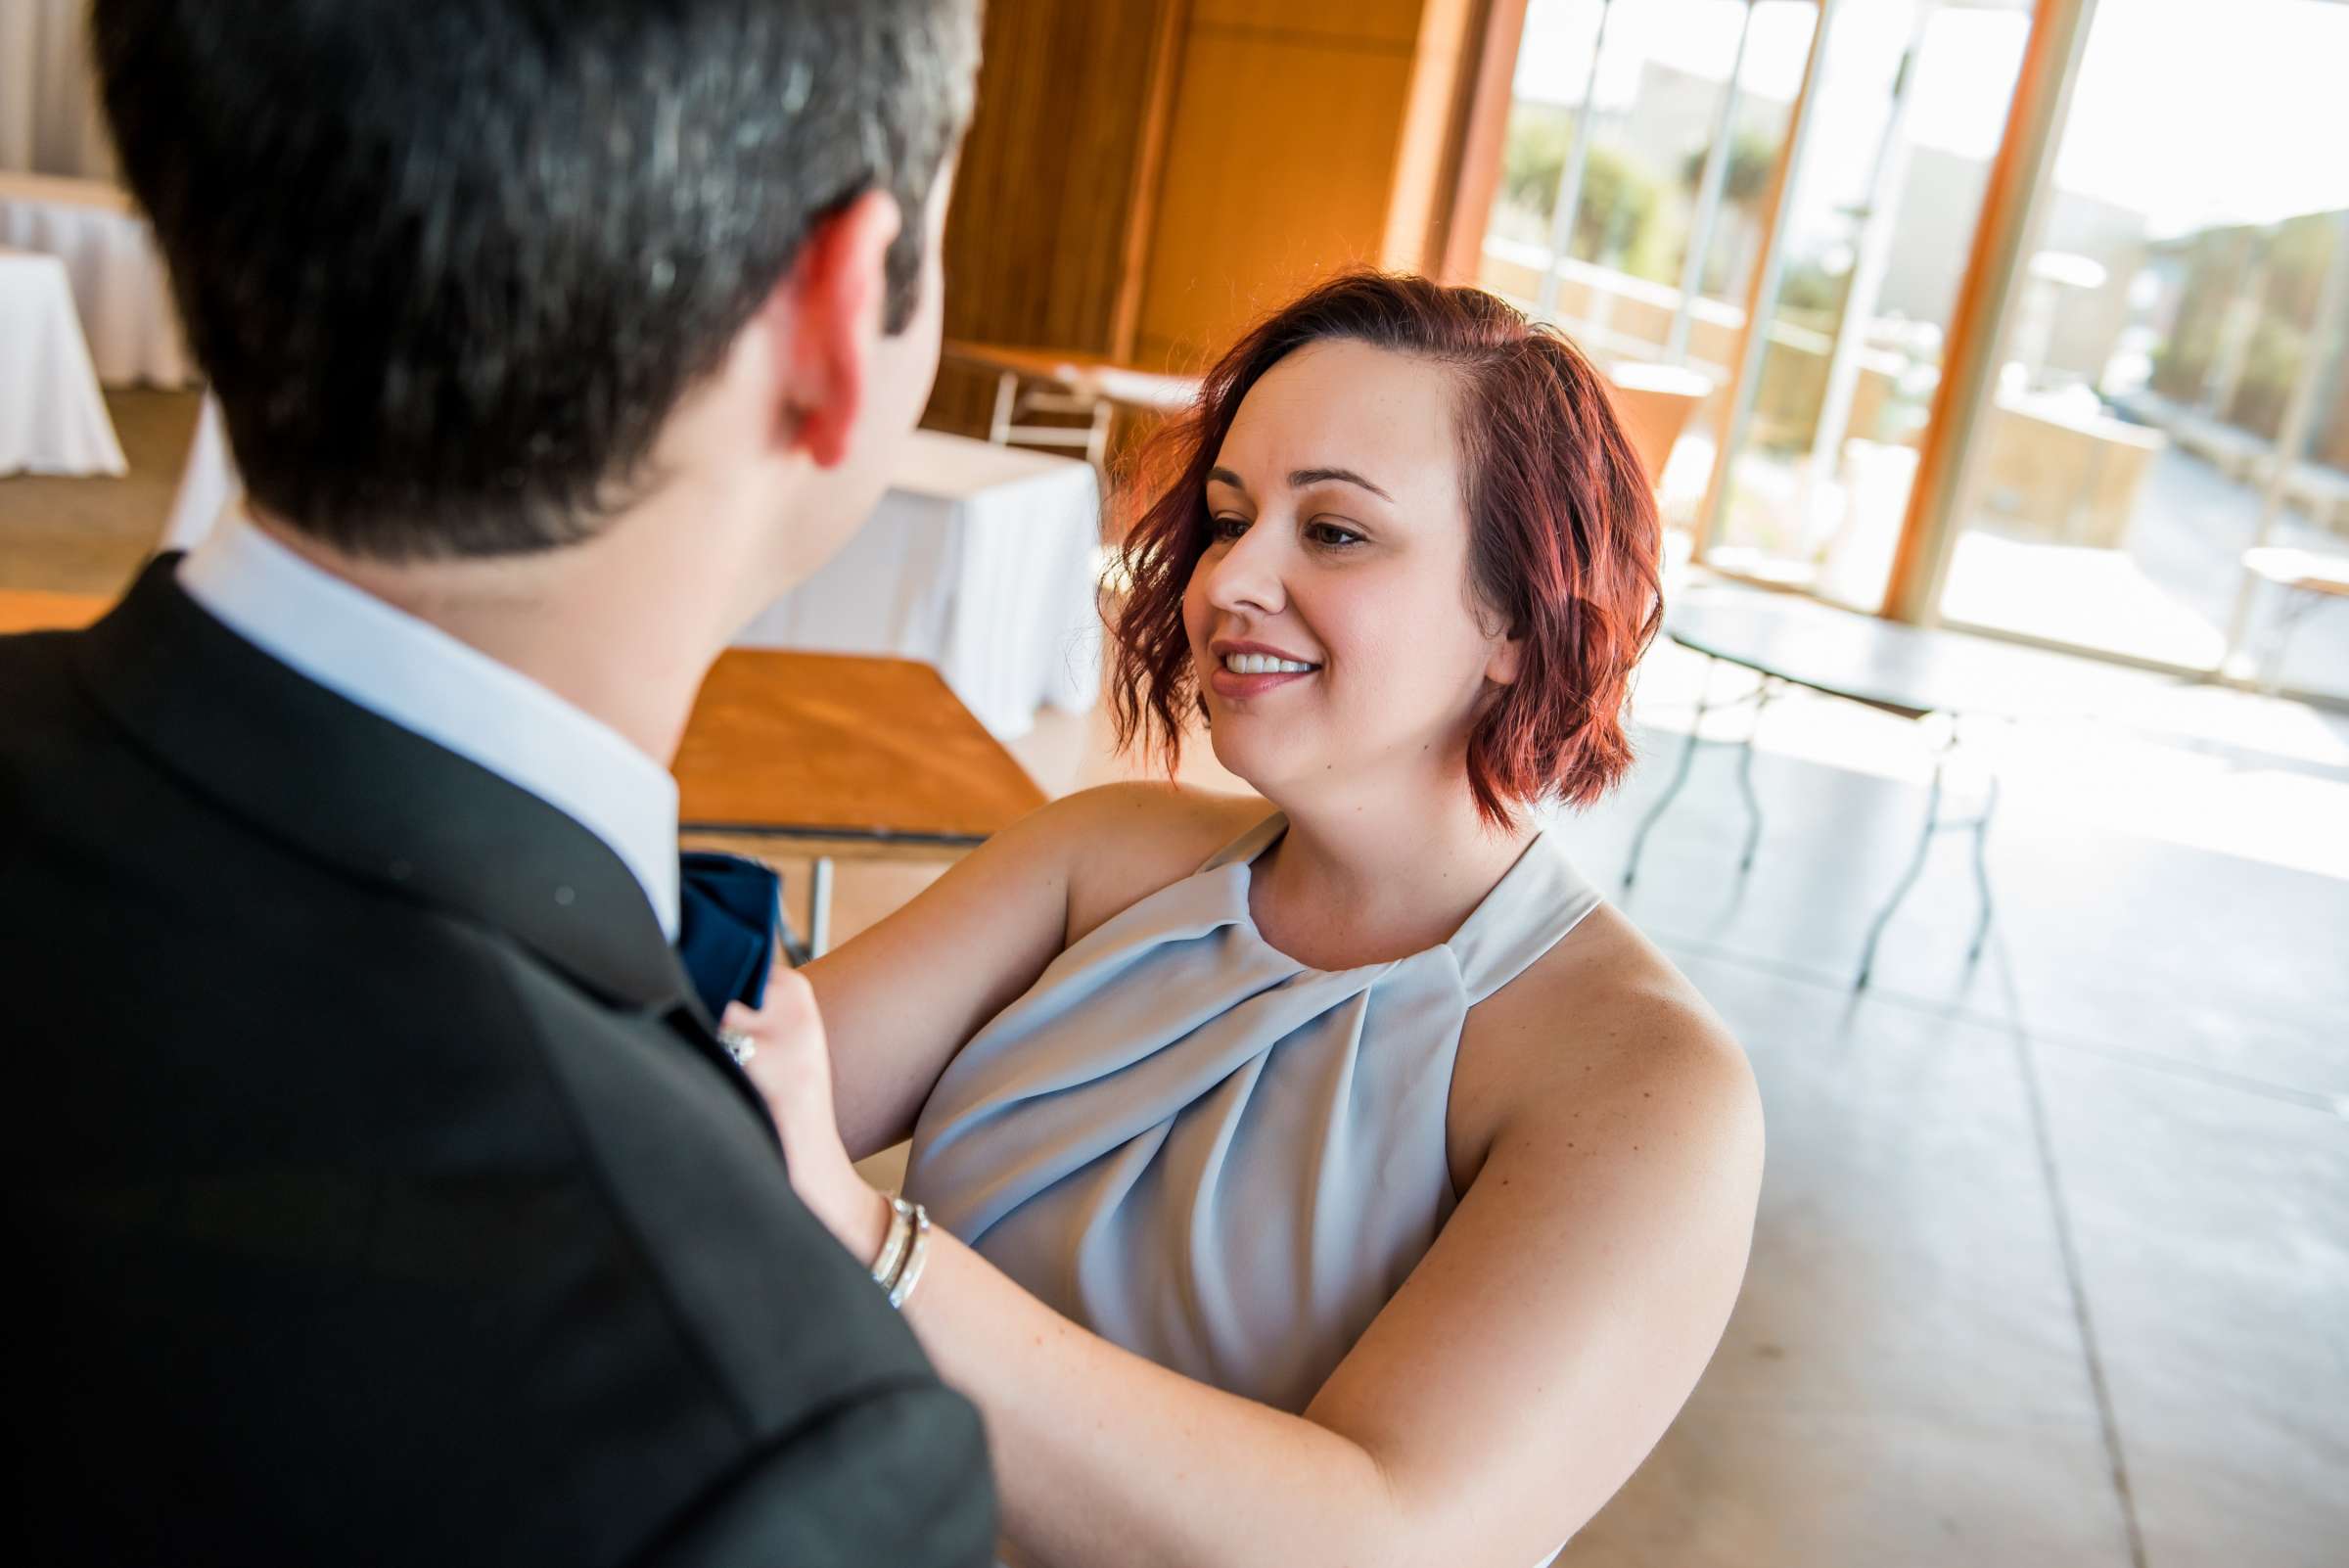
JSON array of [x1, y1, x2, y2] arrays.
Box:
[[1181, 340, 1519, 804]]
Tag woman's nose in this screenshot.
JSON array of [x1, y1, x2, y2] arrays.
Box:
[[1204, 525, 1286, 617]]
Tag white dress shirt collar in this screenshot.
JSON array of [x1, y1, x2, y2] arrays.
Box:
[[178, 512, 681, 940]]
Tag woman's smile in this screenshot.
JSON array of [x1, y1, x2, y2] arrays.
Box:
[[1206, 637, 1321, 700]]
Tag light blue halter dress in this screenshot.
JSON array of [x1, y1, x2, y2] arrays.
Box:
[[904, 810, 1604, 1415]]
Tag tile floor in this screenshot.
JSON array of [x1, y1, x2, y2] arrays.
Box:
[[6, 392, 2343, 1566]]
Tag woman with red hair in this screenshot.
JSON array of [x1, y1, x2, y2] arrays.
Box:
[[748, 271, 1762, 1566]]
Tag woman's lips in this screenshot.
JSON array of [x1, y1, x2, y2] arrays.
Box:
[[1205, 661, 1317, 701]]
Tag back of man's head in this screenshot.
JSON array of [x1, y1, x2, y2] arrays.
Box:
[[92, 0, 977, 564]]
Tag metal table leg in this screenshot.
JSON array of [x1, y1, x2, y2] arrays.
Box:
[[1856, 714, 2001, 989], [1856, 740, 1946, 990], [2258, 584, 2331, 693], [1965, 770, 2001, 963], [1733, 675, 1778, 874], [1623, 656, 1717, 891], [775, 857, 838, 969], [808, 855, 835, 958]]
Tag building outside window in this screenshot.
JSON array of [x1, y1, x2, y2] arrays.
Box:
[[1477, 0, 2349, 708]]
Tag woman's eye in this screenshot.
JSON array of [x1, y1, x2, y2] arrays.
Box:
[[1309, 522, 1365, 548], [1210, 515, 1250, 540]]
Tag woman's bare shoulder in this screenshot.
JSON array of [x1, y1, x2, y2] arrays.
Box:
[[1022, 781, 1272, 947], [1450, 903, 1757, 1190]]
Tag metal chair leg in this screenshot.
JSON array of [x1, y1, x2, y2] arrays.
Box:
[[988, 371, 1017, 445], [1084, 400, 1112, 471]]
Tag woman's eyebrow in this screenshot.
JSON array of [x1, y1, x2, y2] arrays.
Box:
[[1208, 465, 1394, 502], [1287, 466, 1392, 501]]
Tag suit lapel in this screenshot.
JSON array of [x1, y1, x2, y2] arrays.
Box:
[[72, 556, 773, 1130]]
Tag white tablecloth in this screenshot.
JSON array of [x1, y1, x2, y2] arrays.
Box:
[[160, 418, 1106, 739], [0, 171, 190, 387], [0, 246, 124, 476], [738, 431, 1105, 738], [0, 0, 114, 181]]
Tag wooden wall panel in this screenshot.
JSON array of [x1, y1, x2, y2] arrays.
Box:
[[927, 0, 1504, 417], [1187, 0, 1426, 48], [1133, 23, 1417, 370], [1131, 0, 1498, 372], [1381, 0, 1481, 272], [923, 0, 1181, 436], [1439, 0, 1528, 282]]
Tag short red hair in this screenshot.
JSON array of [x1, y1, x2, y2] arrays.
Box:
[[1109, 270, 1663, 825]]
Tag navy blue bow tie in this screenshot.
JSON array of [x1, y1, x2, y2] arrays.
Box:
[[675, 852, 784, 1019]]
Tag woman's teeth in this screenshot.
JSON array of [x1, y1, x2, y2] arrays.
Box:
[[1222, 653, 1316, 675]]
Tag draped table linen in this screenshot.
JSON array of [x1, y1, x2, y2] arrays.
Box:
[[0, 171, 191, 387], [0, 246, 124, 476], [736, 430, 1104, 739]]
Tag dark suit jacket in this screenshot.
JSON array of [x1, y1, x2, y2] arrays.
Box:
[[0, 559, 995, 1565]]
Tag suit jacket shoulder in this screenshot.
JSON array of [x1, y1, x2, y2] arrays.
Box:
[[0, 566, 994, 1566]]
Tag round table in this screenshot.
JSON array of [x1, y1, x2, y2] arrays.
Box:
[[1626, 586, 2136, 986]]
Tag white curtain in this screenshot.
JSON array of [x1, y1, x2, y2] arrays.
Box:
[[0, 0, 116, 180]]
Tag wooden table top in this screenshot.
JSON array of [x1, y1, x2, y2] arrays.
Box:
[[0, 170, 139, 215], [2244, 546, 2349, 598], [0, 589, 1046, 849], [944, 340, 1199, 414], [677, 649, 1045, 845], [1667, 587, 2142, 723]]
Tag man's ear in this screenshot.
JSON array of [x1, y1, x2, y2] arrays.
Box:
[[767, 188, 902, 468]]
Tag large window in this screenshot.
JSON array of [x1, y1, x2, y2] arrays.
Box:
[[1934, 0, 2349, 703], [1705, 0, 2031, 608], [1482, 0, 1818, 528], [1476, 0, 2349, 708]]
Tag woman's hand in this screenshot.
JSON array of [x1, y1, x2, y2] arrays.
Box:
[[722, 974, 892, 1268]]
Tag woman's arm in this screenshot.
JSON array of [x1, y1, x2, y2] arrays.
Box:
[[803, 782, 1251, 1160], [798, 798, 1071, 1161], [756, 974, 1765, 1568]]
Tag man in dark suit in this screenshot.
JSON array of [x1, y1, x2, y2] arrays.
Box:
[[1, 3, 994, 1562]]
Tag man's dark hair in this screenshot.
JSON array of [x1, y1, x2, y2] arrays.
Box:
[[92, 0, 977, 561]]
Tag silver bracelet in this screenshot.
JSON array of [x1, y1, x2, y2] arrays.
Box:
[[868, 1196, 913, 1289], [886, 1201, 932, 1312]]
